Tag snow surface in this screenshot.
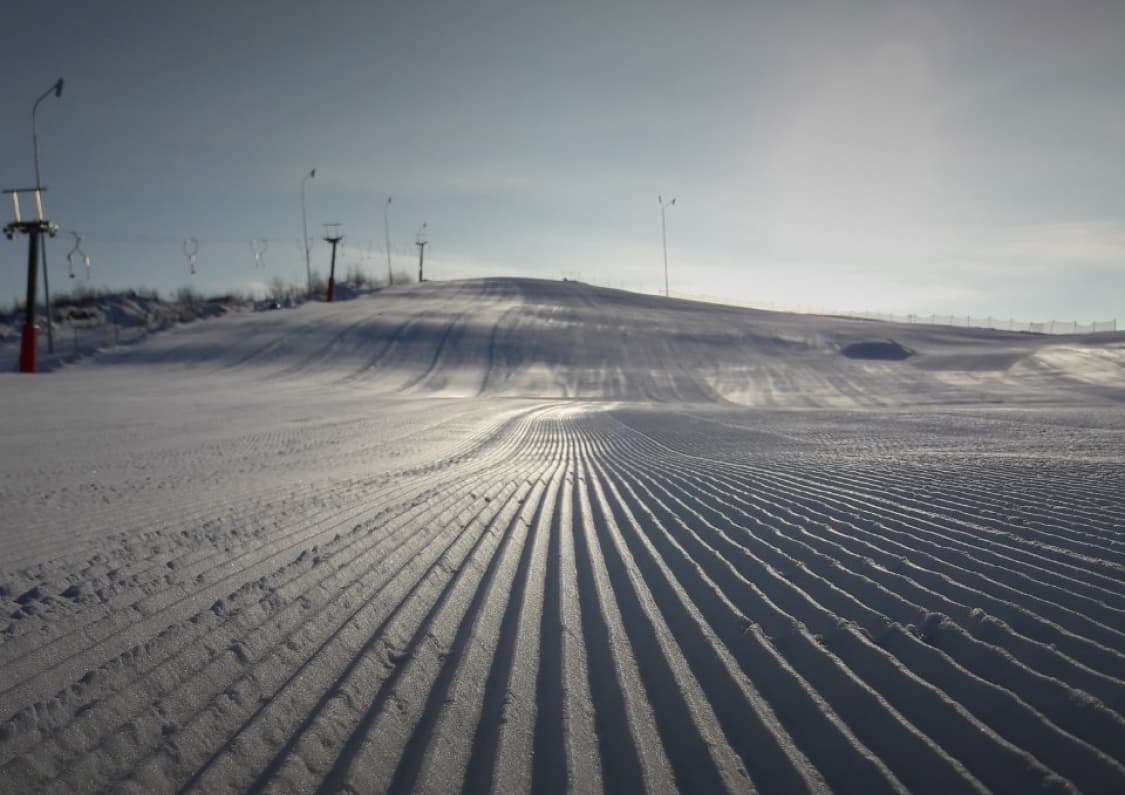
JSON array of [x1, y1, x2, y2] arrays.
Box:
[[0, 292, 257, 373], [1, 277, 1123, 794]]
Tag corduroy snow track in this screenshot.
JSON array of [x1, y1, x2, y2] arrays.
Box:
[[2, 278, 1123, 794]]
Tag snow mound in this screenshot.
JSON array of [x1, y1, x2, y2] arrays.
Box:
[[840, 340, 914, 361]]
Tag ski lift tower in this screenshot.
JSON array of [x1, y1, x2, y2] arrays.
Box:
[[4, 187, 58, 372], [323, 223, 344, 302], [416, 222, 428, 283]]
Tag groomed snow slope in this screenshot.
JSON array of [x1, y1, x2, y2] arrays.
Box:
[[1, 278, 1124, 794], [91, 277, 1125, 406]]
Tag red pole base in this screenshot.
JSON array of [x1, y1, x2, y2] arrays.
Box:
[[19, 323, 38, 373], [326, 278, 335, 303]]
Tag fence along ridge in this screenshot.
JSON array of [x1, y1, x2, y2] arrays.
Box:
[[664, 291, 1117, 336]]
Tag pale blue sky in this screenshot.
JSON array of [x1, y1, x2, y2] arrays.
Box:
[[2, 0, 1123, 320]]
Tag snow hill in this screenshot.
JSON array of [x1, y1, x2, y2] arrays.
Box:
[[90, 277, 1125, 406], [2, 277, 1124, 794]]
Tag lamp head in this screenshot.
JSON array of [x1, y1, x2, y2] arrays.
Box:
[[54, 78, 64, 98], [309, 168, 316, 179]]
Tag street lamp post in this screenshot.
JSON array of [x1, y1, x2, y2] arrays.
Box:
[[300, 168, 316, 297], [659, 194, 676, 297], [32, 78, 64, 354], [383, 196, 393, 286]]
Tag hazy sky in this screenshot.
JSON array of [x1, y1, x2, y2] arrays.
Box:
[[2, 0, 1123, 319]]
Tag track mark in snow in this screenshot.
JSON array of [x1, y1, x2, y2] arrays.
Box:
[[3, 384, 1124, 793]]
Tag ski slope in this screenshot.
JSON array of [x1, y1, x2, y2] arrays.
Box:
[[89, 278, 1125, 406], [2, 278, 1124, 794]]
